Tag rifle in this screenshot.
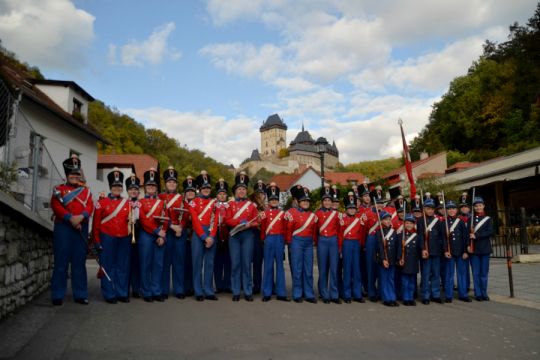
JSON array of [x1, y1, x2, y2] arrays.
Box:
[[442, 191, 451, 256], [373, 197, 388, 263], [469, 187, 476, 252], [229, 216, 258, 237], [419, 188, 429, 256], [400, 200, 406, 263]]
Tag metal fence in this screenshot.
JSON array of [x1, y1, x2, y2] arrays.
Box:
[[0, 79, 63, 225], [488, 208, 532, 258]]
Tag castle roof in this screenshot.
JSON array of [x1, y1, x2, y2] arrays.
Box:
[[249, 149, 261, 161], [260, 113, 287, 132], [289, 125, 339, 156]]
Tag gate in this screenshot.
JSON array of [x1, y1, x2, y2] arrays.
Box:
[[488, 208, 531, 258]]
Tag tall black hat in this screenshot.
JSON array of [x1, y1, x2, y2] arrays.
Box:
[[215, 178, 229, 194], [344, 191, 357, 209], [331, 185, 340, 202], [143, 168, 159, 187], [254, 180, 266, 194], [125, 173, 140, 190], [359, 182, 370, 196], [163, 166, 178, 183], [320, 183, 332, 200], [183, 175, 196, 192], [291, 184, 310, 201], [266, 183, 280, 201], [371, 185, 385, 204], [233, 171, 249, 192], [459, 192, 470, 208], [196, 170, 212, 190], [107, 167, 124, 188], [62, 154, 82, 177], [395, 195, 405, 212]]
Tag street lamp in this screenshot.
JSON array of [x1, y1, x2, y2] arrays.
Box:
[[315, 137, 328, 189]]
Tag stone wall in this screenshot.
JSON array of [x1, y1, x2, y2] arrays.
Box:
[[0, 201, 53, 319]]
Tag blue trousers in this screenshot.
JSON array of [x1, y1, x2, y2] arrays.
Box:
[[365, 234, 379, 298], [138, 229, 165, 298], [379, 264, 396, 302], [291, 236, 315, 300], [214, 242, 231, 291], [130, 243, 140, 295], [471, 254, 490, 298], [51, 222, 88, 301], [465, 257, 471, 290], [184, 236, 193, 293], [445, 256, 468, 299], [401, 274, 416, 301], [252, 229, 264, 292], [99, 233, 131, 299], [163, 230, 187, 295], [317, 236, 339, 300], [421, 256, 441, 300], [263, 234, 287, 297], [229, 229, 255, 296], [342, 240, 362, 300], [191, 227, 216, 297]]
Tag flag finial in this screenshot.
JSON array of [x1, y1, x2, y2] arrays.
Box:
[[398, 118, 403, 126]]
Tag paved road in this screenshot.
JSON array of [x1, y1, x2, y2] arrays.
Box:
[[1, 262, 539, 360]]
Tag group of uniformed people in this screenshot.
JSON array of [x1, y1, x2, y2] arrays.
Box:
[[50, 154, 494, 307]]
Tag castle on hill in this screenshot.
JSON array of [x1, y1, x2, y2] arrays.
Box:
[[239, 114, 339, 176]]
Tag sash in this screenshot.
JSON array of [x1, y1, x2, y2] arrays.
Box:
[[449, 218, 461, 233], [384, 228, 395, 240], [369, 221, 380, 234], [62, 186, 85, 205], [391, 211, 397, 220], [474, 216, 490, 233], [232, 201, 252, 220], [404, 233, 417, 246], [319, 211, 337, 233], [146, 199, 162, 219], [101, 198, 128, 224], [198, 199, 216, 221], [265, 211, 284, 235], [166, 194, 181, 209], [426, 217, 439, 232], [345, 218, 361, 236], [397, 224, 404, 234], [74, 188, 91, 207], [293, 213, 316, 236]]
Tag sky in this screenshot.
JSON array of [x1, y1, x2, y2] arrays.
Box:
[[0, 0, 536, 166]]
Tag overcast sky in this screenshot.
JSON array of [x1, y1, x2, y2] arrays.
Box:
[[0, 0, 536, 166]]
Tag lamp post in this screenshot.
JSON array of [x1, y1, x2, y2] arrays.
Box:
[[315, 137, 328, 190]]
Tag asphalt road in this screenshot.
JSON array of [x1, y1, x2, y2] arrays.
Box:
[[1, 264, 539, 360]]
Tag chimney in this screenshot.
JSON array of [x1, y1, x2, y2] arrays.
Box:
[[420, 152, 429, 160]]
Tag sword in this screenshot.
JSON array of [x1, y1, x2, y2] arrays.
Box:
[[229, 217, 258, 237]]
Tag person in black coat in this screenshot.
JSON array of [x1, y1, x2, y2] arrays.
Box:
[[398, 214, 423, 306], [376, 211, 401, 306]]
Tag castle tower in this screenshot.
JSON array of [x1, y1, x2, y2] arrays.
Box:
[[260, 114, 287, 159]]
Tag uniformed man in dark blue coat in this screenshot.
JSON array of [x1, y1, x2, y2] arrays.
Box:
[[468, 196, 494, 301], [398, 214, 423, 306], [417, 198, 444, 304], [376, 211, 401, 307], [443, 200, 471, 302]]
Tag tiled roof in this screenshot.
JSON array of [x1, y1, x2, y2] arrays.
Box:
[[269, 166, 320, 191], [0, 60, 108, 144], [445, 161, 478, 173], [98, 154, 159, 178], [325, 172, 365, 185]]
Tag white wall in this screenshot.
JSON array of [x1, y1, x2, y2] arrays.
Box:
[[96, 166, 134, 197], [35, 84, 89, 121], [292, 169, 322, 191]]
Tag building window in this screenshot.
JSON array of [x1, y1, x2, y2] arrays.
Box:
[[97, 168, 104, 181], [72, 98, 83, 119]]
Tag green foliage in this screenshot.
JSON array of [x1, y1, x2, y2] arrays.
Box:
[[278, 148, 289, 158], [88, 101, 234, 184], [0, 40, 44, 80], [336, 158, 402, 183], [251, 167, 275, 184], [0, 162, 17, 193], [410, 4, 540, 162]]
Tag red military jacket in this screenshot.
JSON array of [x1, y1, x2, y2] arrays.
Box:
[[215, 201, 230, 242], [393, 217, 404, 234], [159, 192, 184, 226], [364, 209, 380, 237], [315, 208, 341, 242], [188, 196, 219, 240], [385, 206, 397, 223], [138, 195, 168, 236], [285, 208, 317, 244], [340, 213, 365, 249], [51, 184, 94, 223], [260, 207, 287, 240], [225, 198, 259, 229], [92, 195, 130, 243]]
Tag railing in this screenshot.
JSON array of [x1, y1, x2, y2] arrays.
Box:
[[487, 208, 535, 258], [0, 79, 63, 225]]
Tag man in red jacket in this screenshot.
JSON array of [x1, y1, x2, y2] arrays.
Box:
[[50, 155, 94, 306], [138, 168, 168, 302], [188, 171, 219, 301], [92, 168, 131, 303], [226, 172, 259, 301]]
